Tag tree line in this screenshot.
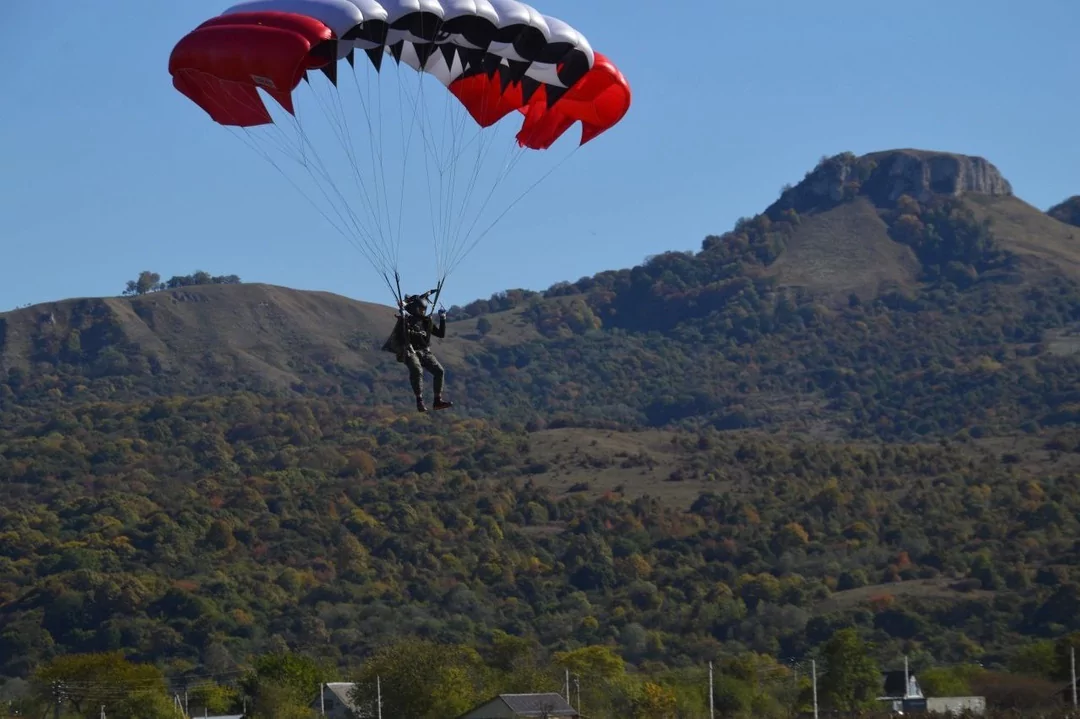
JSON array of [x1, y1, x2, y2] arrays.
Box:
[[3, 628, 1078, 718], [121, 270, 242, 296]]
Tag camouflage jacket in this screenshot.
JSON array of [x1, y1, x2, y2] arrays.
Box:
[[381, 313, 445, 357]]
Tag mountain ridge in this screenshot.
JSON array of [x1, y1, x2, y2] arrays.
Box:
[[4, 147, 1080, 438]]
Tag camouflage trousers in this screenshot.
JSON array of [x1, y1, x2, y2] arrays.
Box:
[[405, 348, 444, 398]]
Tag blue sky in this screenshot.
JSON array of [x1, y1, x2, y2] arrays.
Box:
[[2, 0, 1078, 312]]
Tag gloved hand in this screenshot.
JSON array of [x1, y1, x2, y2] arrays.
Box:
[[438, 308, 446, 319]]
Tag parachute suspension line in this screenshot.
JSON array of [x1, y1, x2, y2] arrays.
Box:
[[390, 58, 495, 292], [201, 56, 580, 309], [225, 126, 355, 246], [315, 75, 391, 254], [207, 77, 390, 277], [392, 63, 423, 274], [411, 66, 471, 291], [225, 121, 397, 303], [261, 104, 371, 247], [306, 71, 403, 273], [440, 153, 514, 277], [277, 85, 400, 282], [337, 57, 406, 295], [441, 136, 527, 280], [281, 101, 400, 278], [444, 145, 581, 280], [402, 66, 431, 273], [331, 53, 397, 281], [437, 75, 494, 284], [316, 74, 411, 286], [435, 83, 474, 284], [411, 72, 444, 287], [436, 94, 506, 284], [303, 94, 393, 276], [344, 58, 393, 258]]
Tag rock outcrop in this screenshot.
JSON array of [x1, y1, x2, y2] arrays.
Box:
[[767, 149, 1013, 217]]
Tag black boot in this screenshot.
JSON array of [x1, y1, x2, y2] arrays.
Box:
[[416, 396, 428, 412], [433, 395, 453, 411]]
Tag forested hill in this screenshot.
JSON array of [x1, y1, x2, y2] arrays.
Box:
[[4, 150, 1080, 717], [5, 149, 1080, 440]]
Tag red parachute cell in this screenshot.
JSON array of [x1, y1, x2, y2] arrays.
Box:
[[168, 11, 335, 127], [515, 53, 631, 150], [446, 52, 630, 150], [445, 72, 529, 129]]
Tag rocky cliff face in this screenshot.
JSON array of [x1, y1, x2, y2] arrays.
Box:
[[767, 149, 1013, 217]]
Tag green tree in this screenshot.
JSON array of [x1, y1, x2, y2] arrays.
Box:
[[712, 675, 754, 715], [189, 682, 240, 715], [123, 271, 161, 296], [248, 682, 316, 719], [240, 651, 326, 715], [31, 652, 172, 719], [350, 638, 491, 719], [484, 631, 556, 694], [918, 665, 984, 696], [819, 628, 881, 712], [552, 646, 627, 717], [1008, 640, 1058, 679]]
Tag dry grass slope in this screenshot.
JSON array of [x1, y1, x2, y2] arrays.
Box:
[[815, 577, 997, 614], [516, 427, 713, 508], [765, 197, 921, 298], [965, 194, 1080, 276], [0, 283, 495, 386]]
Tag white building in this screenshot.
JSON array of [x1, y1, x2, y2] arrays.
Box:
[[314, 682, 365, 718]]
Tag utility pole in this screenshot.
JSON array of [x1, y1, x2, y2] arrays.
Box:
[[574, 675, 580, 716], [1071, 646, 1076, 709], [708, 661, 715, 719], [565, 669, 570, 703], [320, 683, 325, 716], [811, 660, 818, 719], [377, 675, 383, 719]]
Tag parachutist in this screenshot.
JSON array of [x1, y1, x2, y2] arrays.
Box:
[[382, 293, 453, 413], [169, 2, 630, 414]]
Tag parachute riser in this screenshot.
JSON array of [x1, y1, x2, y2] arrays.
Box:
[[393, 271, 410, 358], [428, 279, 445, 320]]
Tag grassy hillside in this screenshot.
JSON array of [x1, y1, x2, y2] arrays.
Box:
[[4, 149, 1080, 714]]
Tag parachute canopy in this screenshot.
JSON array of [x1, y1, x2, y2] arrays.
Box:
[[168, 0, 631, 150]]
